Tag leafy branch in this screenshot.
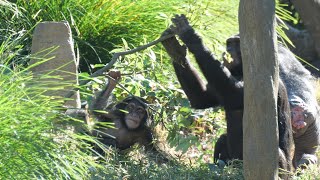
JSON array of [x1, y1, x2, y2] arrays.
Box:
[[65, 32, 174, 98]]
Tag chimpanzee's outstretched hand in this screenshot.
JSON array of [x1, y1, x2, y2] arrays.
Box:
[[161, 28, 187, 64], [170, 14, 193, 36], [107, 70, 121, 86]]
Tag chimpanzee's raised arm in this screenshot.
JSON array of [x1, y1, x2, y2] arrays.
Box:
[[170, 14, 243, 109], [90, 70, 121, 120], [161, 29, 220, 109]]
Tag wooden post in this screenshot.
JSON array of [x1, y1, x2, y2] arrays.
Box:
[[30, 21, 80, 108], [239, 0, 279, 179]]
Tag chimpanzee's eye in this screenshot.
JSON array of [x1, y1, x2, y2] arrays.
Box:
[[136, 107, 145, 114], [127, 103, 135, 111]]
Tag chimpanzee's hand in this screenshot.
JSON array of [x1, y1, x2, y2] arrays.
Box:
[[107, 70, 121, 85], [161, 28, 187, 64], [170, 14, 192, 36]]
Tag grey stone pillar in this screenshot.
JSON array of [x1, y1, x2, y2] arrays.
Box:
[[30, 21, 81, 108]]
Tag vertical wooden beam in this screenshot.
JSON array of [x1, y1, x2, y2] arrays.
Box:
[[31, 21, 80, 108], [239, 0, 279, 179]]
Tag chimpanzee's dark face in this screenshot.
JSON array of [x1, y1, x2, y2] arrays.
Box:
[[225, 35, 241, 66], [223, 35, 243, 78], [124, 100, 146, 130]]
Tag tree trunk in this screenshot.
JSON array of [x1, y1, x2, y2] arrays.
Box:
[[292, 0, 320, 58], [239, 0, 279, 179]]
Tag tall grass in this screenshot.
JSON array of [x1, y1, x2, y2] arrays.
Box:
[[0, 31, 108, 179], [12, 0, 238, 72], [0, 3, 109, 178], [13, 0, 182, 71]]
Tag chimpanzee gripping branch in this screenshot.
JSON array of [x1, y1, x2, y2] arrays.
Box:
[[64, 33, 175, 99]]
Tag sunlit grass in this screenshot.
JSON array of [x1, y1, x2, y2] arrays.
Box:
[[12, 0, 238, 72], [1, 0, 319, 179], [0, 5, 104, 177], [0, 34, 108, 179]]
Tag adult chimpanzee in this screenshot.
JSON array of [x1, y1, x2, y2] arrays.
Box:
[[223, 34, 320, 168], [89, 70, 154, 150], [161, 14, 295, 173]]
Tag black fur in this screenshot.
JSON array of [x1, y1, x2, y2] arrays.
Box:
[[224, 34, 320, 168], [161, 15, 295, 173]]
